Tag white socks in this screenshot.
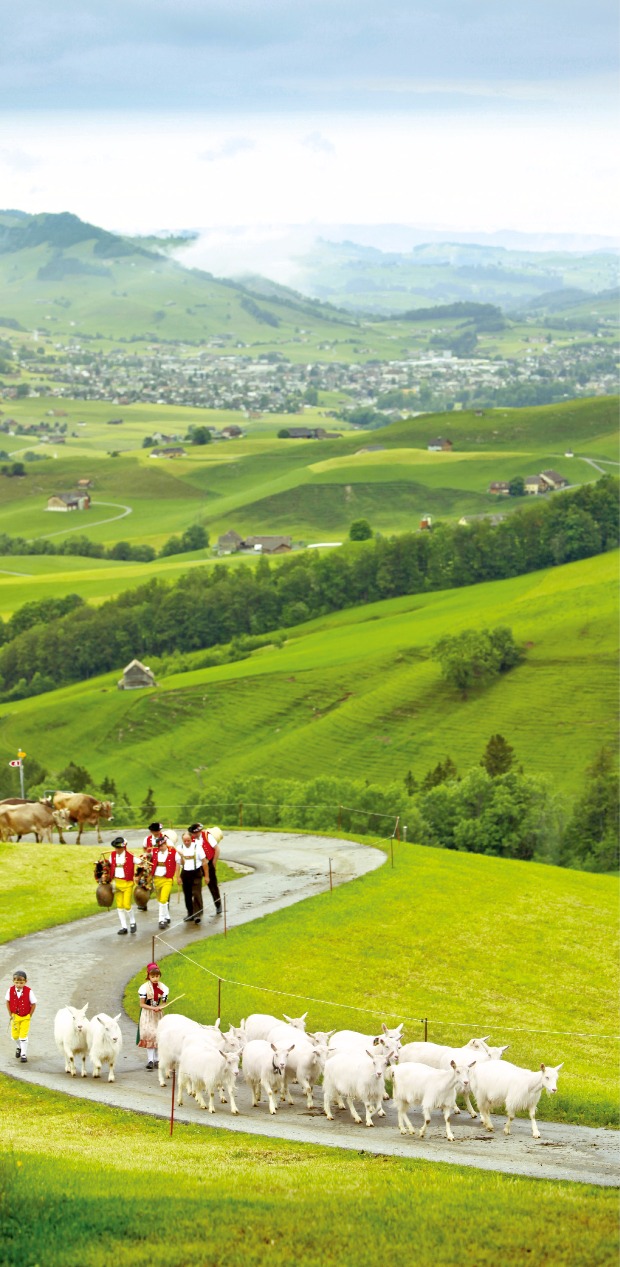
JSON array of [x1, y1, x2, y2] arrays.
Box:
[[20, 1037, 28, 1054], [118, 910, 128, 930]]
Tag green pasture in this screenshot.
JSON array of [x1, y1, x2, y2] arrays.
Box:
[[3, 552, 617, 810], [1, 1082, 616, 1267], [0, 395, 614, 554]]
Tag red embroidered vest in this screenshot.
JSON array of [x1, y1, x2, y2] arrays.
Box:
[[151, 848, 177, 880], [9, 986, 31, 1016], [110, 850, 135, 881], [198, 830, 215, 862]]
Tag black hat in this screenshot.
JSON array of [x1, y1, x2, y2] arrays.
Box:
[[148, 821, 163, 832], [188, 822, 203, 834], [111, 835, 127, 848]]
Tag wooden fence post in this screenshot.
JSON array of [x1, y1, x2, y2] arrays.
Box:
[[170, 1069, 176, 1136], [238, 801, 243, 828]]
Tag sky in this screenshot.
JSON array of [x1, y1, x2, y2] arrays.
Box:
[[0, 0, 618, 251]]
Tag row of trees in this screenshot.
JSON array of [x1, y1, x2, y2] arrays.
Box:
[[0, 524, 209, 565], [14, 739, 616, 874], [0, 477, 616, 700]]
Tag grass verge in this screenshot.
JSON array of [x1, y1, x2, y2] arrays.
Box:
[[0, 1079, 617, 1267]]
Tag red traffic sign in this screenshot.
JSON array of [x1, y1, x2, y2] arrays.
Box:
[[9, 759, 22, 767]]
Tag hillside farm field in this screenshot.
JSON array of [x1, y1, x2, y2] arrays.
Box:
[[3, 551, 617, 807], [0, 396, 616, 611]]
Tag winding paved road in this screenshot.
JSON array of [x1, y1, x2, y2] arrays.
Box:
[[1, 831, 617, 1187]]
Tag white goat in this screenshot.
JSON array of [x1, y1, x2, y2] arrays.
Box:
[[89, 1013, 123, 1082], [157, 1015, 225, 1087], [243, 1012, 307, 1043], [177, 1040, 240, 1113], [398, 1037, 500, 1118], [391, 1060, 473, 1140], [54, 1004, 91, 1077], [242, 1040, 294, 1113], [323, 1048, 389, 1127], [470, 1060, 563, 1138]]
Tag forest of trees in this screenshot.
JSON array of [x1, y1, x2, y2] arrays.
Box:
[[0, 476, 616, 702]]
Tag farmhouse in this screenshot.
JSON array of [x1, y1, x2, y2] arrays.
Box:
[[427, 437, 453, 452], [149, 446, 187, 459], [117, 659, 157, 690], [524, 475, 549, 495], [281, 426, 327, 440], [46, 492, 90, 511], [243, 535, 293, 554], [221, 425, 243, 438], [217, 530, 244, 554], [540, 470, 569, 491], [488, 481, 510, 495]]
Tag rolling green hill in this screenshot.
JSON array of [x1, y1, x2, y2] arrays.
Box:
[[2, 552, 616, 809]]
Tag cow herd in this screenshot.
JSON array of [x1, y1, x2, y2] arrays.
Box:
[[0, 792, 113, 843]]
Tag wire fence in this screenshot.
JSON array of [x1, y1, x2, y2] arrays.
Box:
[[105, 799, 405, 839], [150, 920, 620, 1048]]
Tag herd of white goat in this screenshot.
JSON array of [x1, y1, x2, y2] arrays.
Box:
[[52, 1006, 563, 1140]]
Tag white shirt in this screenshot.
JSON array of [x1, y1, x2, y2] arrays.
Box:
[[113, 850, 128, 879], [178, 839, 206, 871], [6, 986, 37, 1004], [138, 981, 169, 1006]]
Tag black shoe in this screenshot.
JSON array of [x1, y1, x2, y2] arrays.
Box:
[[130, 924, 137, 935], [154, 1060, 159, 1068], [20, 1055, 27, 1063], [117, 928, 128, 935], [159, 921, 167, 929], [183, 912, 196, 923], [146, 1061, 154, 1071], [164, 918, 171, 926], [15, 1048, 21, 1060], [215, 901, 222, 915], [194, 917, 201, 924]]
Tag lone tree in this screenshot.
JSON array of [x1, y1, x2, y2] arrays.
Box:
[[349, 519, 372, 541], [481, 734, 516, 777], [561, 748, 619, 872], [432, 626, 522, 696]]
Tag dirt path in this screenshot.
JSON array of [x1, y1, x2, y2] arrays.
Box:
[[1, 831, 617, 1188]]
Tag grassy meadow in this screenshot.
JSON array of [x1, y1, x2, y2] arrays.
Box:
[[0, 394, 616, 615], [2, 551, 617, 808], [2, 1081, 617, 1267]]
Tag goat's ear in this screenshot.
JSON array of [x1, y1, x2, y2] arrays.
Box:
[[540, 1064, 546, 1072], [82, 1003, 89, 1014], [301, 1012, 308, 1022], [271, 1043, 277, 1052], [113, 1013, 121, 1023], [556, 1062, 564, 1071], [382, 1022, 388, 1033], [366, 1049, 375, 1060], [468, 1060, 476, 1068], [283, 1014, 292, 1024], [450, 1059, 457, 1069]]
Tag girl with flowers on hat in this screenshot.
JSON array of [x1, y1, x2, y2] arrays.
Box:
[[137, 963, 169, 1071]]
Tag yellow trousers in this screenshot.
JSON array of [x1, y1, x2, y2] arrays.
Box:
[[153, 876, 174, 904], [114, 878, 134, 910], [10, 1014, 31, 1041]]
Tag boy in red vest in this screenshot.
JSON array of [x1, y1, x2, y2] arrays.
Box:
[[5, 969, 37, 1063], [149, 833, 181, 929]]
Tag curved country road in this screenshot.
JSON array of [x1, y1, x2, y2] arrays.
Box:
[[1, 831, 617, 1188]]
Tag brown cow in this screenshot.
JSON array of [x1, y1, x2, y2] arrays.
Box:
[[0, 800, 69, 843], [52, 792, 114, 844]]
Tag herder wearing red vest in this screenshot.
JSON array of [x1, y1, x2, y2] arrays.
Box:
[[108, 835, 137, 935], [189, 823, 223, 916], [5, 969, 37, 1063], [149, 833, 181, 929]]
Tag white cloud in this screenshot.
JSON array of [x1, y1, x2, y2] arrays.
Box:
[[301, 131, 336, 155], [199, 136, 256, 162]]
